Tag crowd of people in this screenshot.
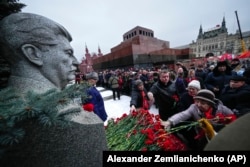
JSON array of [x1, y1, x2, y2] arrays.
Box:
[[80, 58, 250, 150], [2, 9, 247, 166]]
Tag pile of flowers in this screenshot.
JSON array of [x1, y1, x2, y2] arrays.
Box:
[[105, 109, 187, 151]]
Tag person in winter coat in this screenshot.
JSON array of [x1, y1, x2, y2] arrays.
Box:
[[108, 72, 120, 100], [185, 68, 205, 89], [205, 61, 237, 98], [130, 79, 154, 113], [195, 64, 207, 85], [177, 80, 201, 112], [84, 72, 108, 122], [162, 89, 236, 150], [230, 58, 245, 76], [140, 69, 150, 91], [176, 62, 188, 78], [220, 75, 250, 117], [175, 80, 201, 148], [117, 74, 123, 91], [243, 67, 250, 85], [147, 69, 179, 122], [175, 67, 187, 97]]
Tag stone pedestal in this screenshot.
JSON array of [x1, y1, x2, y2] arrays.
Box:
[[1, 120, 108, 167]]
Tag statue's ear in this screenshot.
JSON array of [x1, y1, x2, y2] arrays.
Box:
[[21, 44, 43, 66]]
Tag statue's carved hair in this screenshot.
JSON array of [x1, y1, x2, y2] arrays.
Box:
[[0, 12, 72, 64]]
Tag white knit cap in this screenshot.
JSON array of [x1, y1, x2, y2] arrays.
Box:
[[188, 80, 201, 90]]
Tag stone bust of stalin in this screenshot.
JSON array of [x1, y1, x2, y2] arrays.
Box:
[[0, 13, 107, 167]]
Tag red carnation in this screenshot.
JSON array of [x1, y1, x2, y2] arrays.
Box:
[[83, 103, 94, 112]]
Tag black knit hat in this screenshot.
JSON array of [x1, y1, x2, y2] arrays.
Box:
[[194, 89, 215, 105], [230, 75, 247, 81], [217, 61, 228, 67]]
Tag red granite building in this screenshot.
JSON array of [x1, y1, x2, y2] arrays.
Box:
[[79, 26, 196, 73]]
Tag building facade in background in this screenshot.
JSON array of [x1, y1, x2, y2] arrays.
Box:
[[78, 45, 104, 74], [190, 17, 250, 58], [81, 26, 191, 72]]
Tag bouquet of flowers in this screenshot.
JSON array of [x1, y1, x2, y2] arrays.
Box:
[[105, 109, 187, 151]]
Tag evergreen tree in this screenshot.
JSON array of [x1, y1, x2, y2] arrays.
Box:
[[0, 0, 26, 20], [0, 83, 90, 157]]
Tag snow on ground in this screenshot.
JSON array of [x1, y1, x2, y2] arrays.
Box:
[[97, 87, 159, 125]]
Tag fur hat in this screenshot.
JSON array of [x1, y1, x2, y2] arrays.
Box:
[[86, 72, 98, 80], [193, 89, 215, 105], [187, 80, 201, 90]]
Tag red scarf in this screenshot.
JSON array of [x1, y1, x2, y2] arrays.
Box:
[[141, 90, 149, 110], [203, 107, 236, 123], [195, 107, 236, 140], [204, 107, 214, 119]]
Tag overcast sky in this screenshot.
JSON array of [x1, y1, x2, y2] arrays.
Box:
[[21, 0, 250, 61]]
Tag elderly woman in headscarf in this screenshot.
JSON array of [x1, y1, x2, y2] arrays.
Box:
[[162, 89, 236, 150]]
